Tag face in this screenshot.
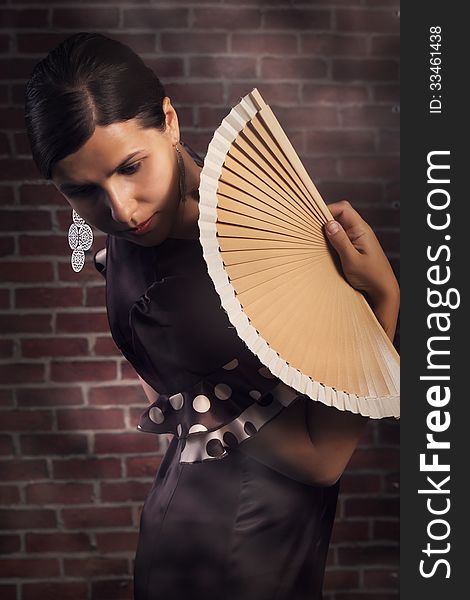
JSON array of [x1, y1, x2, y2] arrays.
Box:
[[51, 97, 183, 247]]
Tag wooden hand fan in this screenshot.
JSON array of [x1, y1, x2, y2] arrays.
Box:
[[197, 88, 400, 420]]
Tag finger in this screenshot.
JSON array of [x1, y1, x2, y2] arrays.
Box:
[[327, 200, 368, 231], [324, 219, 360, 263]]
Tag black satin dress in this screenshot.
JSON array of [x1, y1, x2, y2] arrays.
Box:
[[94, 141, 340, 600]]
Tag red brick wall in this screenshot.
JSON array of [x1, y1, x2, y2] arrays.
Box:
[[0, 2, 399, 599]]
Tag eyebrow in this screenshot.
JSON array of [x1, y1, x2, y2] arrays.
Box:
[[58, 150, 143, 194]]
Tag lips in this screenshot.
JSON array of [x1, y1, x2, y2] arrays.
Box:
[[131, 213, 156, 235]]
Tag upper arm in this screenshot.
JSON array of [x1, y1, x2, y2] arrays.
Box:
[[238, 395, 369, 487], [237, 396, 338, 487]]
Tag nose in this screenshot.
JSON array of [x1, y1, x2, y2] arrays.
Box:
[[105, 182, 136, 226]]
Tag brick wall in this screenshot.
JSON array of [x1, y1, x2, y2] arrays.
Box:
[[0, 2, 400, 599]]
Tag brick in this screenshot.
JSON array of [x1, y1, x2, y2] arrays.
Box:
[[19, 234, 75, 256], [302, 157, 339, 180], [375, 230, 399, 254], [52, 8, 119, 29], [264, 8, 331, 30], [52, 457, 121, 480], [383, 473, 400, 494], [340, 157, 399, 180], [0, 459, 48, 481], [323, 568, 359, 590], [0, 558, 59, 578], [330, 519, 369, 543], [0, 434, 14, 454], [337, 544, 399, 566], [0, 363, 45, 385], [336, 9, 400, 33], [0, 107, 25, 129], [86, 286, 106, 308], [25, 482, 94, 505], [378, 129, 399, 153], [17, 387, 83, 407], [162, 32, 227, 54], [123, 8, 188, 29], [20, 434, 89, 456], [57, 408, 125, 431], [93, 337, 121, 356], [22, 582, 88, 600], [26, 532, 93, 553], [1, 209, 52, 231], [64, 556, 128, 577], [95, 531, 139, 553], [234, 85, 300, 108], [0, 409, 53, 431], [89, 384, 145, 406], [91, 579, 132, 600], [164, 82, 224, 105], [371, 35, 400, 56], [0, 508, 56, 530], [354, 207, 400, 229], [0, 289, 10, 309], [140, 56, 184, 78], [275, 106, 338, 129], [261, 57, 327, 80], [100, 481, 151, 503], [62, 507, 132, 529], [55, 312, 110, 333], [339, 473, 382, 494], [94, 432, 160, 455], [343, 496, 399, 518], [21, 338, 89, 358], [364, 568, 399, 588], [50, 360, 117, 383], [305, 130, 375, 154], [377, 420, 400, 445], [373, 519, 399, 541], [232, 33, 297, 54], [126, 456, 162, 478], [0, 10, 48, 29], [15, 286, 83, 309], [0, 338, 13, 358], [348, 447, 399, 470], [193, 8, 262, 30], [0, 486, 20, 504], [333, 59, 398, 81], [374, 84, 399, 103], [190, 56, 256, 79], [0, 262, 54, 283], [341, 105, 399, 127], [301, 33, 367, 55], [0, 534, 20, 553], [19, 183, 64, 206]]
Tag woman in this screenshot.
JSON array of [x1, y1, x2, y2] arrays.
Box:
[[24, 32, 399, 600]]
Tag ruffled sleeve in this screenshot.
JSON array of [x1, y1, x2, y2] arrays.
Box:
[[137, 345, 304, 463], [99, 233, 307, 465]]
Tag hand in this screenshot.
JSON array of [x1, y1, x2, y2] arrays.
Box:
[[324, 200, 400, 341], [324, 200, 398, 303]]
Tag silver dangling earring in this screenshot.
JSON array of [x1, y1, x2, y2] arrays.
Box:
[[68, 209, 94, 272], [175, 142, 186, 203]]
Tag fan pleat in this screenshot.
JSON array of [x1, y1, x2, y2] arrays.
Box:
[[197, 88, 400, 419]]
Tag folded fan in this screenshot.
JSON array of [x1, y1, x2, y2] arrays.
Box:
[[197, 88, 400, 420]]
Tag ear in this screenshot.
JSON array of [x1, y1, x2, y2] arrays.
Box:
[[162, 96, 180, 145]]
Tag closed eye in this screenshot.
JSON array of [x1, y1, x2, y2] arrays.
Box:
[[67, 161, 143, 197], [118, 161, 142, 176]]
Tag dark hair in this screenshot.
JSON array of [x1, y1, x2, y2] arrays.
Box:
[[24, 32, 167, 180]]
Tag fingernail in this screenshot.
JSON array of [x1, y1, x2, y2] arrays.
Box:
[[326, 221, 340, 235]]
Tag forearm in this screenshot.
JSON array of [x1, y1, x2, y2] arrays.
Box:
[[305, 282, 400, 480], [368, 281, 400, 343]]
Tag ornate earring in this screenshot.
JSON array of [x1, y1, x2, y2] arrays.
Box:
[[68, 209, 94, 272], [175, 142, 186, 204]]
